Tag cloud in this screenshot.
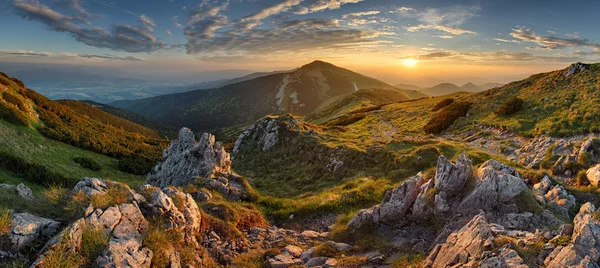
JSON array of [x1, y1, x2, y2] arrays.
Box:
[[406, 25, 475, 35], [173, 16, 184, 28], [342, 10, 380, 19], [12, 0, 165, 53], [412, 50, 584, 62], [243, 0, 302, 21], [437, 35, 454, 39], [167, 29, 172, 38], [401, 5, 479, 36], [0, 49, 145, 61], [54, 0, 91, 23], [294, 0, 365, 15], [492, 38, 520, 44], [510, 27, 600, 51]]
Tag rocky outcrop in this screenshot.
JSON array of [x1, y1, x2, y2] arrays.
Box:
[[0, 183, 34, 200], [347, 173, 426, 229], [233, 115, 309, 154], [544, 202, 600, 268], [531, 176, 576, 220], [565, 62, 588, 77], [7, 213, 59, 251], [147, 128, 231, 188]]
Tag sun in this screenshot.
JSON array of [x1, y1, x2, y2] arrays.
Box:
[[402, 58, 418, 67]]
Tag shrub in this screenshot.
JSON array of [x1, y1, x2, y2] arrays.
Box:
[[495, 97, 523, 116], [118, 158, 155, 175], [232, 250, 268, 268], [577, 170, 590, 186], [10, 78, 24, 88], [0, 207, 12, 233], [73, 157, 102, 171], [0, 103, 28, 126], [337, 256, 368, 268], [432, 98, 454, 112], [424, 101, 472, 134], [551, 235, 571, 246], [314, 243, 341, 258], [3, 93, 26, 111], [0, 151, 76, 187], [264, 248, 281, 259]]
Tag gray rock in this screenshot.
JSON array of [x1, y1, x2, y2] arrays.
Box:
[[434, 152, 472, 196], [74, 177, 108, 196], [348, 173, 426, 229], [9, 213, 60, 251], [532, 176, 552, 196], [457, 160, 526, 215], [305, 257, 328, 267], [300, 247, 315, 262], [283, 245, 303, 258], [0, 183, 34, 200], [479, 247, 527, 268], [147, 128, 231, 188], [424, 214, 493, 268]]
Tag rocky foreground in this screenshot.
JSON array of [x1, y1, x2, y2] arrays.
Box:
[[3, 127, 600, 267]]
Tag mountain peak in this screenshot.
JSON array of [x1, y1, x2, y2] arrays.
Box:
[[300, 60, 336, 70]]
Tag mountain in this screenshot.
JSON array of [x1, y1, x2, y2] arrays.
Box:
[[81, 100, 172, 133], [394, 83, 422, 91], [0, 72, 166, 163], [419, 82, 463, 96], [111, 60, 414, 132], [460, 82, 482, 92], [479, 82, 505, 90]]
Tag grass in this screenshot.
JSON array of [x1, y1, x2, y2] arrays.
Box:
[[0, 120, 144, 187], [388, 253, 425, 268], [515, 189, 544, 214], [231, 250, 268, 268], [494, 235, 547, 267], [0, 206, 12, 233], [79, 225, 110, 266], [314, 243, 341, 258], [551, 235, 572, 246]]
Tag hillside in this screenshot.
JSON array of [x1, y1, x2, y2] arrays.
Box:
[[58, 100, 161, 138], [81, 100, 172, 133], [111, 60, 415, 132], [394, 83, 422, 91], [0, 72, 167, 162], [461, 82, 483, 92], [420, 82, 463, 96]]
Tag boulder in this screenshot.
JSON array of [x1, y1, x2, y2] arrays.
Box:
[[532, 176, 552, 196], [74, 177, 108, 196], [147, 128, 231, 188], [457, 160, 526, 215], [347, 173, 426, 229], [0, 183, 34, 200], [424, 214, 493, 268], [587, 165, 600, 187], [434, 153, 472, 196], [544, 203, 600, 268], [8, 213, 60, 251], [283, 245, 303, 258], [479, 247, 527, 268]]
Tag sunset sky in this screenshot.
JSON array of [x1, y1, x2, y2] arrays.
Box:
[[1, 0, 599, 85]]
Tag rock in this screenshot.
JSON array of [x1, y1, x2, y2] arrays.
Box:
[[324, 258, 337, 267], [532, 176, 552, 195], [9, 213, 60, 251], [74, 177, 108, 196], [457, 160, 526, 215], [587, 164, 600, 187], [326, 241, 352, 251], [412, 179, 435, 220], [544, 202, 600, 268], [0, 183, 34, 200], [565, 62, 587, 77], [305, 257, 328, 267], [560, 224, 574, 236], [300, 247, 315, 262], [498, 212, 533, 230], [283, 245, 303, 258], [234, 118, 281, 154], [434, 153, 472, 196], [424, 214, 493, 268], [191, 190, 212, 202], [96, 238, 153, 268], [301, 230, 320, 240], [269, 251, 303, 268], [348, 173, 426, 229], [479, 247, 527, 268], [147, 128, 231, 188]]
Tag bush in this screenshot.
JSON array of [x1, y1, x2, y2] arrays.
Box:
[[10, 78, 24, 88], [3, 93, 26, 111], [424, 101, 472, 134], [551, 235, 571, 246], [432, 98, 454, 112], [0, 103, 29, 126], [73, 157, 102, 171], [314, 243, 341, 258], [0, 151, 76, 187], [118, 158, 155, 175], [495, 97, 523, 116]]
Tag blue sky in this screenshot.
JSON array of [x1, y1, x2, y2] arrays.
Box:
[[1, 0, 600, 85]]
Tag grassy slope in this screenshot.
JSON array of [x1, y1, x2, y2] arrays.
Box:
[[0, 119, 144, 187], [58, 100, 161, 138]]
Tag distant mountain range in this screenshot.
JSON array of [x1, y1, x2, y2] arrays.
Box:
[[395, 82, 505, 97], [111, 60, 426, 132]]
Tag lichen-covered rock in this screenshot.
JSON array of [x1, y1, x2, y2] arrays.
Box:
[[0, 183, 34, 200], [424, 214, 493, 268], [147, 128, 231, 188], [532, 176, 552, 195], [457, 160, 526, 215], [8, 213, 59, 251], [347, 173, 426, 229], [479, 247, 528, 268], [74, 177, 109, 196], [434, 153, 472, 196], [544, 202, 600, 268]]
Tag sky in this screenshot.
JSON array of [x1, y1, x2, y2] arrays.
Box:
[[1, 0, 600, 86]]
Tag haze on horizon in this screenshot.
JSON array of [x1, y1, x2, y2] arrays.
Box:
[[1, 0, 600, 87]]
